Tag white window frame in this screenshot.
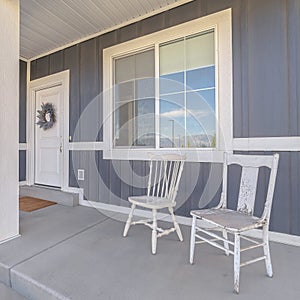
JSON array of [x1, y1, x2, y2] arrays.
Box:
[[103, 9, 232, 162]]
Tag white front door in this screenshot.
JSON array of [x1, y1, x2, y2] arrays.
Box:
[[35, 85, 63, 187]]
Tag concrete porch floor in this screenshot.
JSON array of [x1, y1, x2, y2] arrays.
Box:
[[0, 204, 299, 300]]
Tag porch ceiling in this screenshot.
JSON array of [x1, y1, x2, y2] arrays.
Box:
[[20, 0, 193, 60]]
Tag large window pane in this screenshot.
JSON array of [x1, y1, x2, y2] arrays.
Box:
[[186, 66, 215, 90], [114, 49, 155, 147], [115, 55, 135, 83], [115, 98, 155, 147], [136, 98, 155, 147], [159, 30, 216, 148], [136, 78, 155, 99], [160, 39, 184, 76], [186, 31, 214, 69], [186, 90, 216, 148], [160, 72, 184, 95], [160, 93, 185, 148]]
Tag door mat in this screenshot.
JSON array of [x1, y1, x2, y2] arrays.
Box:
[[19, 197, 57, 212]]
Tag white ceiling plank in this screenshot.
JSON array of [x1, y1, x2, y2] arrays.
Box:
[[64, 0, 111, 29], [20, 0, 194, 60], [21, 10, 71, 41]]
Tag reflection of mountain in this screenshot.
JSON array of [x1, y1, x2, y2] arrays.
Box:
[[135, 134, 215, 148]]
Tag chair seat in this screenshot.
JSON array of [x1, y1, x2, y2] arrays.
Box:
[[129, 195, 175, 209], [191, 208, 263, 232]]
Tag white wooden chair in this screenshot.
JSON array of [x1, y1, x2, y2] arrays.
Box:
[[189, 152, 279, 293], [123, 154, 185, 254]]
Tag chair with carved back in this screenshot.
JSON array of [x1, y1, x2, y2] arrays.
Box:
[[189, 152, 279, 293], [123, 154, 185, 254]]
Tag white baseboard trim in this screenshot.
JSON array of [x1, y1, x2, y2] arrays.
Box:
[[0, 234, 21, 245], [244, 229, 300, 247], [19, 181, 28, 186], [80, 200, 300, 247], [81, 200, 192, 224]]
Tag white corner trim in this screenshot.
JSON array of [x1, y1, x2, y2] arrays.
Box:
[[19, 143, 28, 151], [80, 200, 300, 247], [27, 0, 194, 61], [233, 137, 300, 151], [69, 142, 105, 151], [26, 61, 31, 183]]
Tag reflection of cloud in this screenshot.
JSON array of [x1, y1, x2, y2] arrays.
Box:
[[187, 109, 211, 118], [161, 108, 212, 119], [161, 109, 185, 118]]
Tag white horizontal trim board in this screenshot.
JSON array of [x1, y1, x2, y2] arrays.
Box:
[[81, 200, 300, 248], [104, 148, 225, 162], [28, 0, 194, 61], [19, 143, 27, 150], [19, 181, 28, 186], [69, 142, 105, 151], [233, 137, 300, 151]]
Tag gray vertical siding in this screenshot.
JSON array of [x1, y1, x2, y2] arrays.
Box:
[[19, 150, 26, 182], [19, 60, 27, 182], [19, 60, 26, 143], [28, 0, 300, 236]]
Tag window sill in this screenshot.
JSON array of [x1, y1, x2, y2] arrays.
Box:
[[103, 148, 229, 162]]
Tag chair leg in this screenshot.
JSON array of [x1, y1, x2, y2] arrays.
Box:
[[152, 209, 158, 254], [222, 229, 230, 256], [189, 216, 197, 264], [169, 207, 183, 242], [123, 204, 136, 237], [233, 233, 241, 294], [263, 225, 273, 277]]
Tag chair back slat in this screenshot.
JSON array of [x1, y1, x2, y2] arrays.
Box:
[[237, 166, 259, 215], [147, 154, 185, 202], [222, 152, 279, 222]]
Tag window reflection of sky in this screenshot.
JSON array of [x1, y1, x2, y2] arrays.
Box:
[[159, 65, 216, 147], [114, 66, 216, 148], [160, 73, 184, 94], [186, 66, 215, 90]]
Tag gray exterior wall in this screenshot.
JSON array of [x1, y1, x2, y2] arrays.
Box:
[[19, 150, 26, 182], [19, 60, 27, 181], [23, 0, 300, 236]]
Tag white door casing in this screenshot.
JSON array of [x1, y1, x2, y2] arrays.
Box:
[[35, 85, 63, 187], [28, 70, 69, 190]]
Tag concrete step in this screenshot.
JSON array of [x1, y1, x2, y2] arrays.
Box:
[[19, 185, 79, 207], [0, 283, 28, 300]]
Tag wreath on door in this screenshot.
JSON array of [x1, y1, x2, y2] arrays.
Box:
[[36, 102, 56, 130]]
